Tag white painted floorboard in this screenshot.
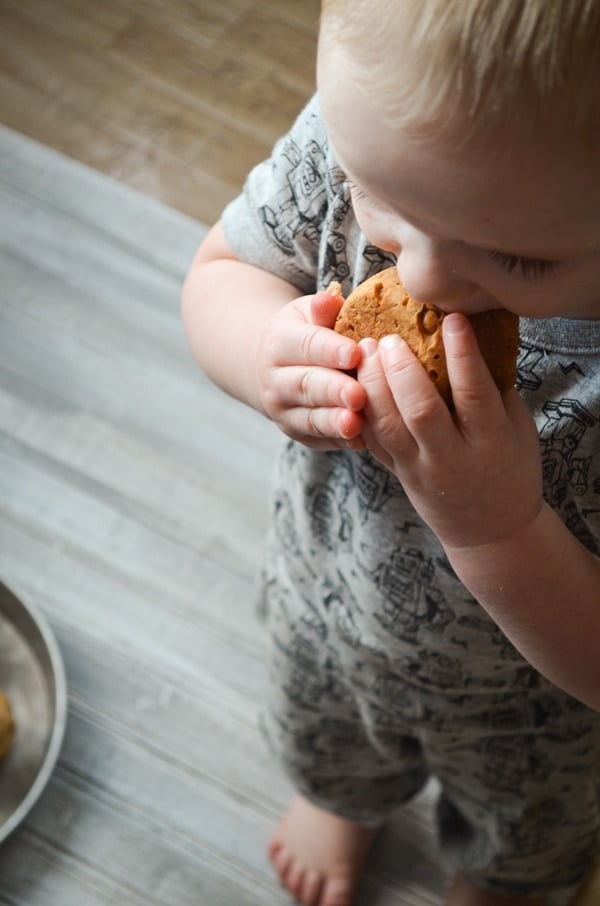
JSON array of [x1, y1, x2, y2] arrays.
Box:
[[0, 124, 451, 905]]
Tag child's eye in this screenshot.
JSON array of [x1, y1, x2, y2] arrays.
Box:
[[348, 181, 382, 208], [488, 250, 558, 280], [348, 180, 367, 199]]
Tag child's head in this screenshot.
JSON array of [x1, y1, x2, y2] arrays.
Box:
[[317, 0, 600, 320], [319, 0, 600, 149]]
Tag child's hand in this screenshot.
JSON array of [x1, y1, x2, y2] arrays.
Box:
[[256, 289, 367, 450], [357, 313, 543, 549]]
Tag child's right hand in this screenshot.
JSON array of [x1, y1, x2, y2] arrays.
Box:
[[255, 289, 367, 450]]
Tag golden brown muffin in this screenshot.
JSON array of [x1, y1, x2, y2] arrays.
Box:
[[332, 267, 519, 406], [0, 692, 14, 762]]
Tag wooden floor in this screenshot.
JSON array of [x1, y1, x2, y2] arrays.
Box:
[[0, 124, 450, 905], [0, 0, 320, 225]]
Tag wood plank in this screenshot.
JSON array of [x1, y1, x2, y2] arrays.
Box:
[[216, 7, 317, 90], [0, 129, 277, 477], [58, 709, 278, 872], [0, 0, 280, 177], [39, 623, 291, 810], [0, 475, 267, 701], [0, 430, 446, 902], [13, 778, 284, 906], [0, 386, 272, 579], [107, 18, 310, 140], [0, 122, 206, 271], [0, 19, 241, 220], [0, 0, 315, 222], [0, 831, 153, 906], [259, 0, 321, 30], [0, 0, 132, 48], [0, 260, 277, 486], [0, 0, 312, 138], [0, 125, 445, 906]]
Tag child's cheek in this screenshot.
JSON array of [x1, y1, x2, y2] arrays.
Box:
[[353, 203, 399, 255]]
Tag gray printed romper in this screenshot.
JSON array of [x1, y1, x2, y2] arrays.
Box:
[[221, 96, 600, 899]]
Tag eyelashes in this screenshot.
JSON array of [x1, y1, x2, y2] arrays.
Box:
[[348, 179, 560, 282], [348, 180, 367, 199], [487, 250, 558, 281], [348, 181, 383, 209]]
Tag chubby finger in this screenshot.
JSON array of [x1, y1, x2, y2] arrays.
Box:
[[376, 334, 450, 445], [270, 319, 360, 371], [358, 337, 400, 421], [288, 405, 365, 444], [281, 365, 366, 411], [339, 409, 367, 445], [357, 337, 414, 463], [311, 289, 345, 328], [442, 314, 505, 426]]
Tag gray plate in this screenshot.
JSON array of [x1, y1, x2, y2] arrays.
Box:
[[0, 581, 67, 842]]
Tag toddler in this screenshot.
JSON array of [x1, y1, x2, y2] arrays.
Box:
[[182, 2, 600, 904]]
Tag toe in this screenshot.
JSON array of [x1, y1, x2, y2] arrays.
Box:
[[273, 853, 325, 906], [272, 845, 294, 885], [320, 875, 354, 906], [300, 868, 324, 906], [287, 861, 305, 899], [267, 832, 283, 861]]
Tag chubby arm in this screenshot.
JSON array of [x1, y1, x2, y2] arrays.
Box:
[[444, 503, 600, 711], [357, 315, 600, 710], [181, 221, 366, 449]]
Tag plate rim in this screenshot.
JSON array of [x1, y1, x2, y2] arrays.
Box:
[[0, 582, 67, 843]]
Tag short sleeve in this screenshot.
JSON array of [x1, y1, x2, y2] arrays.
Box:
[[221, 96, 338, 295]]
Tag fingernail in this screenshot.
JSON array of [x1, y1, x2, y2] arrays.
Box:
[[359, 337, 377, 357], [380, 333, 403, 351], [443, 313, 465, 335]]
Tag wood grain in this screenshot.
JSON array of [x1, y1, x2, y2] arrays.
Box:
[[0, 125, 452, 905], [0, 0, 320, 223]]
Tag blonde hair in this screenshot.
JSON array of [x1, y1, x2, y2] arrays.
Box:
[[320, 0, 600, 147]]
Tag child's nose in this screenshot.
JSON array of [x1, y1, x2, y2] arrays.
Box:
[[396, 239, 476, 311]]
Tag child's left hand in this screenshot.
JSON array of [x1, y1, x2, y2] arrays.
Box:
[[357, 313, 544, 550]]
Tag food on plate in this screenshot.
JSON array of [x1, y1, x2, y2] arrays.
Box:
[[0, 692, 14, 762]]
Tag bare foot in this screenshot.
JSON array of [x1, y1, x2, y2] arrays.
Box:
[[268, 794, 378, 906]]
